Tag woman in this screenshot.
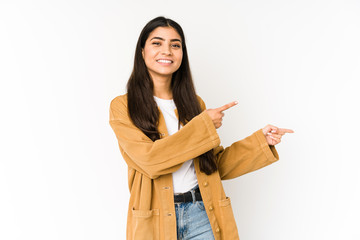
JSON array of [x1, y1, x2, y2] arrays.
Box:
[[109, 16, 293, 240]]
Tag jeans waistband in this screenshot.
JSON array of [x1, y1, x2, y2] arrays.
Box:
[[174, 186, 202, 203]]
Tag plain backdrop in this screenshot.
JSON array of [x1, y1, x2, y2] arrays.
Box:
[[1, 0, 359, 239]]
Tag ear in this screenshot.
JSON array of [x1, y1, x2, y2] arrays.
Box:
[[141, 48, 144, 59]]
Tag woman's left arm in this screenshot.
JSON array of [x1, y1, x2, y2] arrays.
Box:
[[197, 96, 293, 180], [215, 126, 294, 180]]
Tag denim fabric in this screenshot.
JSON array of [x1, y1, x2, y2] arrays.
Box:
[[174, 186, 215, 240]]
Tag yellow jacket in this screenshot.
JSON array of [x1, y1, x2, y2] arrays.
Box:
[[109, 94, 279, 240]]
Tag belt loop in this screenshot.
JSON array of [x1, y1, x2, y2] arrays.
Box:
[[190, 189, 196, 203]]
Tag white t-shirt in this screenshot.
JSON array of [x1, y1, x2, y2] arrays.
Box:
[[154, 96, 198, 194]]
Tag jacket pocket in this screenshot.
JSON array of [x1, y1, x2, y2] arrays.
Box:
[[130, 208, 160, 240], [218, 197, 239, 240]]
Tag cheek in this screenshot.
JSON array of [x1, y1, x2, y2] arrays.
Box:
[[177, 53, 183, 66], [143, 47, 155, 58], [143, 51, 155, 66]]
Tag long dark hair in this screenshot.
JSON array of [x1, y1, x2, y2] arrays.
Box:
[[126, 16, 217, 175]]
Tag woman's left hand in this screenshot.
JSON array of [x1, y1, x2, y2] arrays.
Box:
[[262, 124, 294, 146]]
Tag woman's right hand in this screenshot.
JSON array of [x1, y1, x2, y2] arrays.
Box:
[[206, 101, 238, 128]]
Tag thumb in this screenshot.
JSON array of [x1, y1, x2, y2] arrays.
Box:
[[262, 125, 278, 135]]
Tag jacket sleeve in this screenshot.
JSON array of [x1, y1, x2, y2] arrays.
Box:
[[197, 96, 279, 180], [214, 130, 279, 180], [109, 95, 220, 179]]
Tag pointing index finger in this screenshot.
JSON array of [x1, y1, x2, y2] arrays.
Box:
[[217, 101, 238, 112], [278, 128, 294, 134]]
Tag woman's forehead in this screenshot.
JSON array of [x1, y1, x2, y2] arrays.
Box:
[[148, 27, 181, 41]]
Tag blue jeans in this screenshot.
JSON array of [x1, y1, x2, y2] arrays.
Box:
[[174, 188, 215, 240]]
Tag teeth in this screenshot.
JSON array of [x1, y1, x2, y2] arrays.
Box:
[[157, 59, 172, 63]]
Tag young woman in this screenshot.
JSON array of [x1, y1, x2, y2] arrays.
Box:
[[109, 16, 293, 240]]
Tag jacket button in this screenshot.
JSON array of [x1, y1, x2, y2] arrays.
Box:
[[215, 227, 220, 233], [209, 206, 214, 211], [167, 213, 172, 216], [203, 182, 208, 187], [163, 186, 170, 190]]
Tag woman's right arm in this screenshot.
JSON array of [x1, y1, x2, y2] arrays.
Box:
[[109, 95, 220, 179]]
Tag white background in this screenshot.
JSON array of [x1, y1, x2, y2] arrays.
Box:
[[1, 0, 359, 239]]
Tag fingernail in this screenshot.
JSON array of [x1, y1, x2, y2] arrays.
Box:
[[235, 101, 238, 104], [271, 130, 276, 133]]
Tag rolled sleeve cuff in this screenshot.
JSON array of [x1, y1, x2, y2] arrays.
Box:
[[254, 129, 279, 162]]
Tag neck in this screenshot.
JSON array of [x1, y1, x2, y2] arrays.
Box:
[[152, 75, 173, 100]]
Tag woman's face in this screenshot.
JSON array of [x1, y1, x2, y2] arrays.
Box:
[[142, 27, 183, 80]]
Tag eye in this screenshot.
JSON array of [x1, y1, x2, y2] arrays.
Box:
[[172, 44, 181, 48], [152, 42, 160, 46]]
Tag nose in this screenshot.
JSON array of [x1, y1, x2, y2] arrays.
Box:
[[161, 44, 172, 55]]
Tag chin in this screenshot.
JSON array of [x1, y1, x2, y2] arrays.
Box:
[[157, 70, 177, 76]]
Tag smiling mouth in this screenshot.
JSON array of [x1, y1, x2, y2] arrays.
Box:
[[156, 59, 173, 63]]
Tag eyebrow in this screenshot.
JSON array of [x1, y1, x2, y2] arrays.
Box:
[[150, 37, 182, 43]]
